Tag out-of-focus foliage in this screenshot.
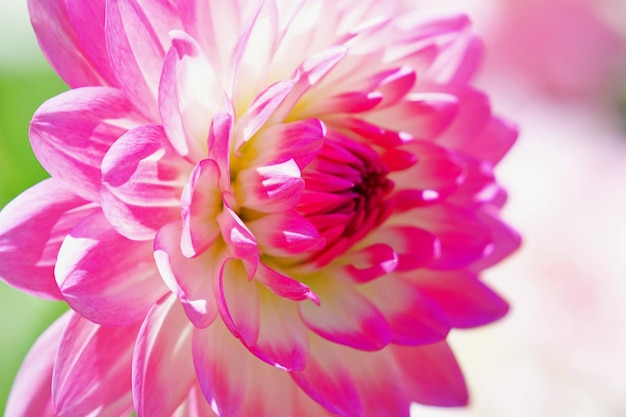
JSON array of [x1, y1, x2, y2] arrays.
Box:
[[0, 69, 68, 415]]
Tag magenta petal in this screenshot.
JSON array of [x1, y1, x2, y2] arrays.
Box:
[[180, 160, 223, 258], [154, 222, 218, 328], [0, 179, 97, 299], [247, 211, 324, 257], [133, 295, 197, 417], [254, 263, 318, 304], [5, 312, 71, 417], [28, 0, 106, 87], [56, 211, 168, 326], [299, 278, 391, 350], [30, 87, 143, 202], [414, 270, 509, 328], [391, 342, 468, 406], [105, 0, 178, 120], [52, 314, 137, 417], [101, 124, 186, 241]]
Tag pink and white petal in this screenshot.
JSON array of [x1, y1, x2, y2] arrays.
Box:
[[299, 277, 391, 350], [55, 211, 168, 326], [214, 259, 260, 346], [247, 118, 325, 170], [429, 30, 482, 86], [469, 207, 521, 272], [246, 286, 309, 371], [159, 31, 223, 162], [365, 93, 458, 140], [193, 319, 334, 417], [216, 204, 259, 268], [180, 160, 223, 258], [411, 270, 509, 328], [154, 222, 218, 328], [340, 243, 399, 283], [0, 179, 98, 300], [133, 295, 198, 417], [394, 204, 493, 270], [65, 0, 118, 86], [254, 263, 318, 303], [390, 342, 468, 406], [27, 0, 107, 87], [246, 211, 324, 257], [5, 312, 71, 417], [101, 124, 187, 241], [52, 314, 138, 417], [170, 385, 218, 417], [30, 87, 144, 202], [236, 159, 304, 213], [105, 0, 180, 120], [358, 276, 451, 345]]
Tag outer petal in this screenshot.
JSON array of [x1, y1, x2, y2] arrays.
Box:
[[28, 0, 107, 87], [30, 87, 144, 202], [101, 124, 187, 241], [55, 211, 168, 326], [133, 295, 198, 417], [106, 0, 181, 119], [390, 341, 468, 406], [299, 277, 391, 350], [0, 179, 98, 299], [192, 319, 335, 417], [5, 312, 71, 417], [52, 314, 138, 417]]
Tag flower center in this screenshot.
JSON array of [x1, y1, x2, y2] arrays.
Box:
[[297, 132, 394, 266]]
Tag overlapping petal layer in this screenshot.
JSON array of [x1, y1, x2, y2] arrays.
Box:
[[2, 0, 520, 415]]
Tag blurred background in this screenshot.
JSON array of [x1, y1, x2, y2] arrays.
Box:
[[1, 1, 626, 416]]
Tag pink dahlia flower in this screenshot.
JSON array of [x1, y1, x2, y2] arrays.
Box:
[[1, 1, 519, 416]]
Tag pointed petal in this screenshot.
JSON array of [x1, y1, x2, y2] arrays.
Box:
[[101, 124, 187, 241], [133, 295, 197, 417], [52, 315, 137, 417], [390, 342, 468, 406], [5, 312, 71, 417], [27, 0, 107, 87], [216, 203, 259, 268], [254, 263, 318, 303], [0, 179, 97, 299], [154, 222, 218, 328], [299, 278, 391, 350], [247, 211, 324, 257], [30, 87, 144, 202], [55, 211, 168, 326]]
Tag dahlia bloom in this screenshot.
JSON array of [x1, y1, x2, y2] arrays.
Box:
[[0, 1, 519, 416]]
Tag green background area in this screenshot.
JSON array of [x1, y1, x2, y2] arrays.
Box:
[[0, 68, 69, 414]]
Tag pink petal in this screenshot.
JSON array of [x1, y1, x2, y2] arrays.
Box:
[[154, 222, 218, 328], [214, 259, 260, 346], [180, 160, 224, 258], [206, 110, 234, 188], [30, 87, 144, 202], [193, 319, 334, 417], [358, 276, 451, 345], [105, 0, 181, 120], [340, 243, 399, 283], [246, 118, 325, 170], [247, 211, 324, 257], [27, 0, 107, 87], [101, 124, 187, 241], [0, 179, 97, 299], [299, 278, 391, 350], [390, 342, 468, 406], [412, 270, 509, 328], [216, 203, 259, 270], [471, 116, 519, 165], [5, 312, 71, 417], [366, 93, 459, 140], [159, 30, 222, 161], [254, 263, 318, 304], [236, 159, 305, 213], [55, 211, 168, 326], [170, 385, 218, 417], [65, 0, 118, 86], [470, 207, 521, 271], [52, 315, 137, 417], [133, 295, 197, 417]]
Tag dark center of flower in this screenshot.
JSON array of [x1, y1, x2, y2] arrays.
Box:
[[297, 133, 394, 266]]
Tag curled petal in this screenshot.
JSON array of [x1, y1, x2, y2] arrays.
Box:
[[0, 179, 97, 299], [5, 312, 71, 417], [154, 222, 218, 328], [254, 263, 318, 304], [55, 211, 168, 326], [247, 211, 324, 257], [30, 87, 144, 202], [52, 314, 137, 417], [341, 243, 399, 283], [216, 202, 259, 270], [133, 295, 198, 417], [101, 124, 187, 241]]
